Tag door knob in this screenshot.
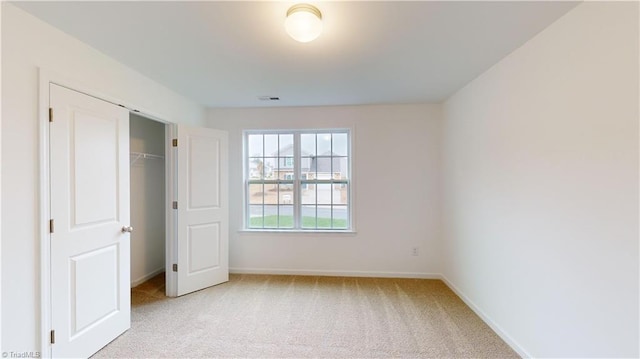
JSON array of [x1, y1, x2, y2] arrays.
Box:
[[121, 226, 134, 233]]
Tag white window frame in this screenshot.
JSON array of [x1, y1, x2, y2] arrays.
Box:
[[243, 129, 352, 232]]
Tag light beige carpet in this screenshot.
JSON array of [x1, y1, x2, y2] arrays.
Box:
[[93, 274, 519, 358]]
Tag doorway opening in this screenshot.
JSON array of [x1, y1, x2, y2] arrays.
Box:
[[129, 113, 167, 290]]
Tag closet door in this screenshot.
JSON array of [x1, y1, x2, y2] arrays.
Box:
[[49, 84, 131, 357], [174, 124, 229, 296]]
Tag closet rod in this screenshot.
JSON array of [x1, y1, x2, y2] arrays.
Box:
[[130, 152, 164, 165]]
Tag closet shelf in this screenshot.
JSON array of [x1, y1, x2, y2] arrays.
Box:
[[130, 152, 164, 165]]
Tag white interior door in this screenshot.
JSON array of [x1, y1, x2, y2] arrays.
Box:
[[50, 84, 131, 358], [174, 124, 229, 296]]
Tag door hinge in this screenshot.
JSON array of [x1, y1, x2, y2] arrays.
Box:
[[172, 264, 178, 272], [49, 108, 53, 122], [50, 329, 55, 344], [172, 201, 178, 210], [172, 138, 178, 147], [49, 219, 54, 234]]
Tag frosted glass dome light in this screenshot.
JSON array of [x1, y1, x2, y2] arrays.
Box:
[[285, 4, 323, 43]]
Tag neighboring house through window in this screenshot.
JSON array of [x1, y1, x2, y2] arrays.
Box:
[[245, 130, 351, 230]]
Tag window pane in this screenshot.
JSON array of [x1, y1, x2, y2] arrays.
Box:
[[249, 158, 264, 179], [301, 157, 313, 178], [248, 134, 263, 157], [264, 134, 278, 157], [317, 133, 331, 155], [264, 158, 277, 179], [279, 134, 293, 156], [279, 184, 294, 204], [248, 205, 263, 228], [301, 205, 317, 228], [263, 205, 278, 228], [275, 159, 293, 179], [301, 133, 316, 156], [333, 157, 349, 180], [332, 206, 348, 229], [249, 184, 264, 204], [317, 184, 331, 205], [264, 183, 277, 204], [301, 185, 315, 204], [278, 205, 294, 228], [333, 184, 348, 205], [317, 205, 332, 228], [316, 157, 332, 179], [277, 157, 294, 178], [332, 133, 348, 156]]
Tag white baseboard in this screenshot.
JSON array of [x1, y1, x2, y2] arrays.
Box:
[[440, 275, 530, 358], [229, 267, 441, 279], [131, 266, 165, 288]]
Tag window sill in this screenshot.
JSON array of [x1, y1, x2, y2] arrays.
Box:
[[238, 229, 357, 236]]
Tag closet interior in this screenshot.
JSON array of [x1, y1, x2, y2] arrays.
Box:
[[129, 113, 166, 287]]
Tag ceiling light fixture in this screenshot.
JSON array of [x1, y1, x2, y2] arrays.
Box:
[[285, 3, 323, 43]]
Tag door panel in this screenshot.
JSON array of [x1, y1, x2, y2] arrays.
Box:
[[72, 110, 119, 225], [176, 125, 228, 296], [188, 136, 220, 209], [188, 223, 220, 272], [70, 245, 119, 335], [50, 84, 131, 358]]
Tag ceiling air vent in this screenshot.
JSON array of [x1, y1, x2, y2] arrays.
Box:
[[258, 96, 280, 101]]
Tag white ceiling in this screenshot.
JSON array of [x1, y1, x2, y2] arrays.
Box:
[[14, 1, 579, 108]]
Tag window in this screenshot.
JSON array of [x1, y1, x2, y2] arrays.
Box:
[[245, 130, 351, 231]]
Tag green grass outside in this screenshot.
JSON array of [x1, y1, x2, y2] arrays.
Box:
[[250, 215, 347, 229]]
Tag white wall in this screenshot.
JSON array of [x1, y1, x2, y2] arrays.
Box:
[[208, 104, 442, 278], [1, 4, 205, 353], [130, 114, 166, 287], [0, 3, 3, 352], [441, 2, 638, 357]]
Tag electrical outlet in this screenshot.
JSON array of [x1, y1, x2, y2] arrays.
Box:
[[412, 247, 419, 256]]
